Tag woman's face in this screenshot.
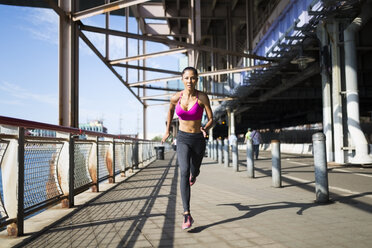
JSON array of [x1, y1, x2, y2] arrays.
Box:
[[182, 69, 198, 90]]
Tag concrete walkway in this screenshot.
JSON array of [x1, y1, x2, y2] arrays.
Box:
[[4, 150, 372, 247]]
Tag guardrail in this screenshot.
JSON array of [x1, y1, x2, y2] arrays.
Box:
[[0, 116, 159, 237]]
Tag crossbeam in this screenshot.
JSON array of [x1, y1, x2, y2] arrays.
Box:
[[131, 85, 232, 98], [141, 93, 174, 100], [113, 63, 180, 75], [110, 48, 188, 65], [80, 25, 271, 61], [73, 0, 152, 21], [129, 63, 273, 87]]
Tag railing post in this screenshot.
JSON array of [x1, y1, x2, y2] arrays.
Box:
[[271, 140, 281, 188], [121, 141, 127, 177], [95, 137, 100, 192], [232, 138, 238, 172], [246, 139, 254, 178], [312, 132, 329, 203], [133, 140, 139, 170], [218, 139, 223, 165], [224, 138, 229, 167], [17, 127, 25, 236], [111, 139, 116, 183], [68, 134, 75, 208]]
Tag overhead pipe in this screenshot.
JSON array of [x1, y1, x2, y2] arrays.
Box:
[[343, 0, 372, 164]]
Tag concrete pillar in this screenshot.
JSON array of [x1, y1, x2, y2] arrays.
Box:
[[329, 22, 345, 164], [343, 2, 372, 164], [188, 0, 195, 66], [317, 23, 334, 162]]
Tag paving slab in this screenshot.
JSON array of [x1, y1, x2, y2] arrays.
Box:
[[1, 150, 371, 247]]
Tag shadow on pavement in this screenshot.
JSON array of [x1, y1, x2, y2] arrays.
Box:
[[14, 153, 179, 248], [188, 201, 323, 233]]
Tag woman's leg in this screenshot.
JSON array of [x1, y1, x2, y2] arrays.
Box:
[[177, 141, 191, 213], [253, 145, 259, 159], [190, 138, 206, 179]]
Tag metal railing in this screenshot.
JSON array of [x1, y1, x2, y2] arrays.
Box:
[[0, 115, 159, 236]]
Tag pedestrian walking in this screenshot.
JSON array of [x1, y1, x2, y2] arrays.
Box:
[[161, 67, 213, 230], [251, 129, 262, 159], [244, 128, 252, 143]]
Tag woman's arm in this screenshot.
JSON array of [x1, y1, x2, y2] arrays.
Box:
[[199, 92, 213, 137], [161, 93, 179, 143]]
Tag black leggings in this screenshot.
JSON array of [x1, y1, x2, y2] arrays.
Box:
[[176, 130, 206, 213]]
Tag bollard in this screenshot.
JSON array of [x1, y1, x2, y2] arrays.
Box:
[[218, 139, 223, 165], [224, 138, 229, 167], [208, 141, 212, 158], [232, 138, 238, 171], [211, 140, 215, 160], [312, 132, 329, 203], [271, 140, 281, 187], [213, 140, 218, 161], [246, 140, 254, 178]]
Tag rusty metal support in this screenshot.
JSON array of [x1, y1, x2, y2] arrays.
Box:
[[59, 0, 79, 127]]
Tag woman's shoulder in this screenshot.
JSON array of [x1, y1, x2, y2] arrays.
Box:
[[170, 91, 182, 104], [197, 90, 210, 102]]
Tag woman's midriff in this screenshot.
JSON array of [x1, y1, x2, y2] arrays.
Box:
[[178, 119, 202, 133]]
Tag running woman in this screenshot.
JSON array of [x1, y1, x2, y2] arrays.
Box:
[[162, 67, 213, 230]]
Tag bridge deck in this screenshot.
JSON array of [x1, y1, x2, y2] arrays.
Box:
[[4, 150, 372, 248]]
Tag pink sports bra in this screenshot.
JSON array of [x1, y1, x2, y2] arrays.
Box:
[[175, 91, 204, 121]]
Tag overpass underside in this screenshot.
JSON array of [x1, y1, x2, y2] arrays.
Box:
[[1, 0, 371, 164]]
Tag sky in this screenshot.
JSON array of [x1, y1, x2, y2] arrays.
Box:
[[0, 4, 185, 139]]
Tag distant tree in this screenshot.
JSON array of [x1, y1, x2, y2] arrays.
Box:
[[152, 135, 162, 141]]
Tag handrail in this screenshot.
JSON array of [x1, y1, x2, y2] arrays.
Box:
[[0, 115, 160, 237], [0, 115, 146, 141]]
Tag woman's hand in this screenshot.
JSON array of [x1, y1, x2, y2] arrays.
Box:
[[200, 127, 207, 138], [161, 132, 170, 144]]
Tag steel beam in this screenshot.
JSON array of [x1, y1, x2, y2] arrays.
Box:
[[78, 30, 143, 105], [80, 25, 271, 61], [141, 93, 174, 100], [113, 63, 180, 75], [258, 63, 320, 102], [72, 0, 152, 21], [129, 64, 273, 87], [110, 48, 188, 64], [132, 85, 231, 98]]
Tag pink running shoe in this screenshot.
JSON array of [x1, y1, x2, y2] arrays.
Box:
[[189, 175, 196, 186], [182, 214, 194, 230]]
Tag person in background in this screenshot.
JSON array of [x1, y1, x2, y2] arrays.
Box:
[[251, 129, 262, 159], [161, 67, 213, 230], [244, 128, 252, 144]]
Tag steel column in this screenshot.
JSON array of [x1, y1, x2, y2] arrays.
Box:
[[59, 0, 79, 128]]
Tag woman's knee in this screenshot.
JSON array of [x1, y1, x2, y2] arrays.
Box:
[[179, 163, 190, 176]]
